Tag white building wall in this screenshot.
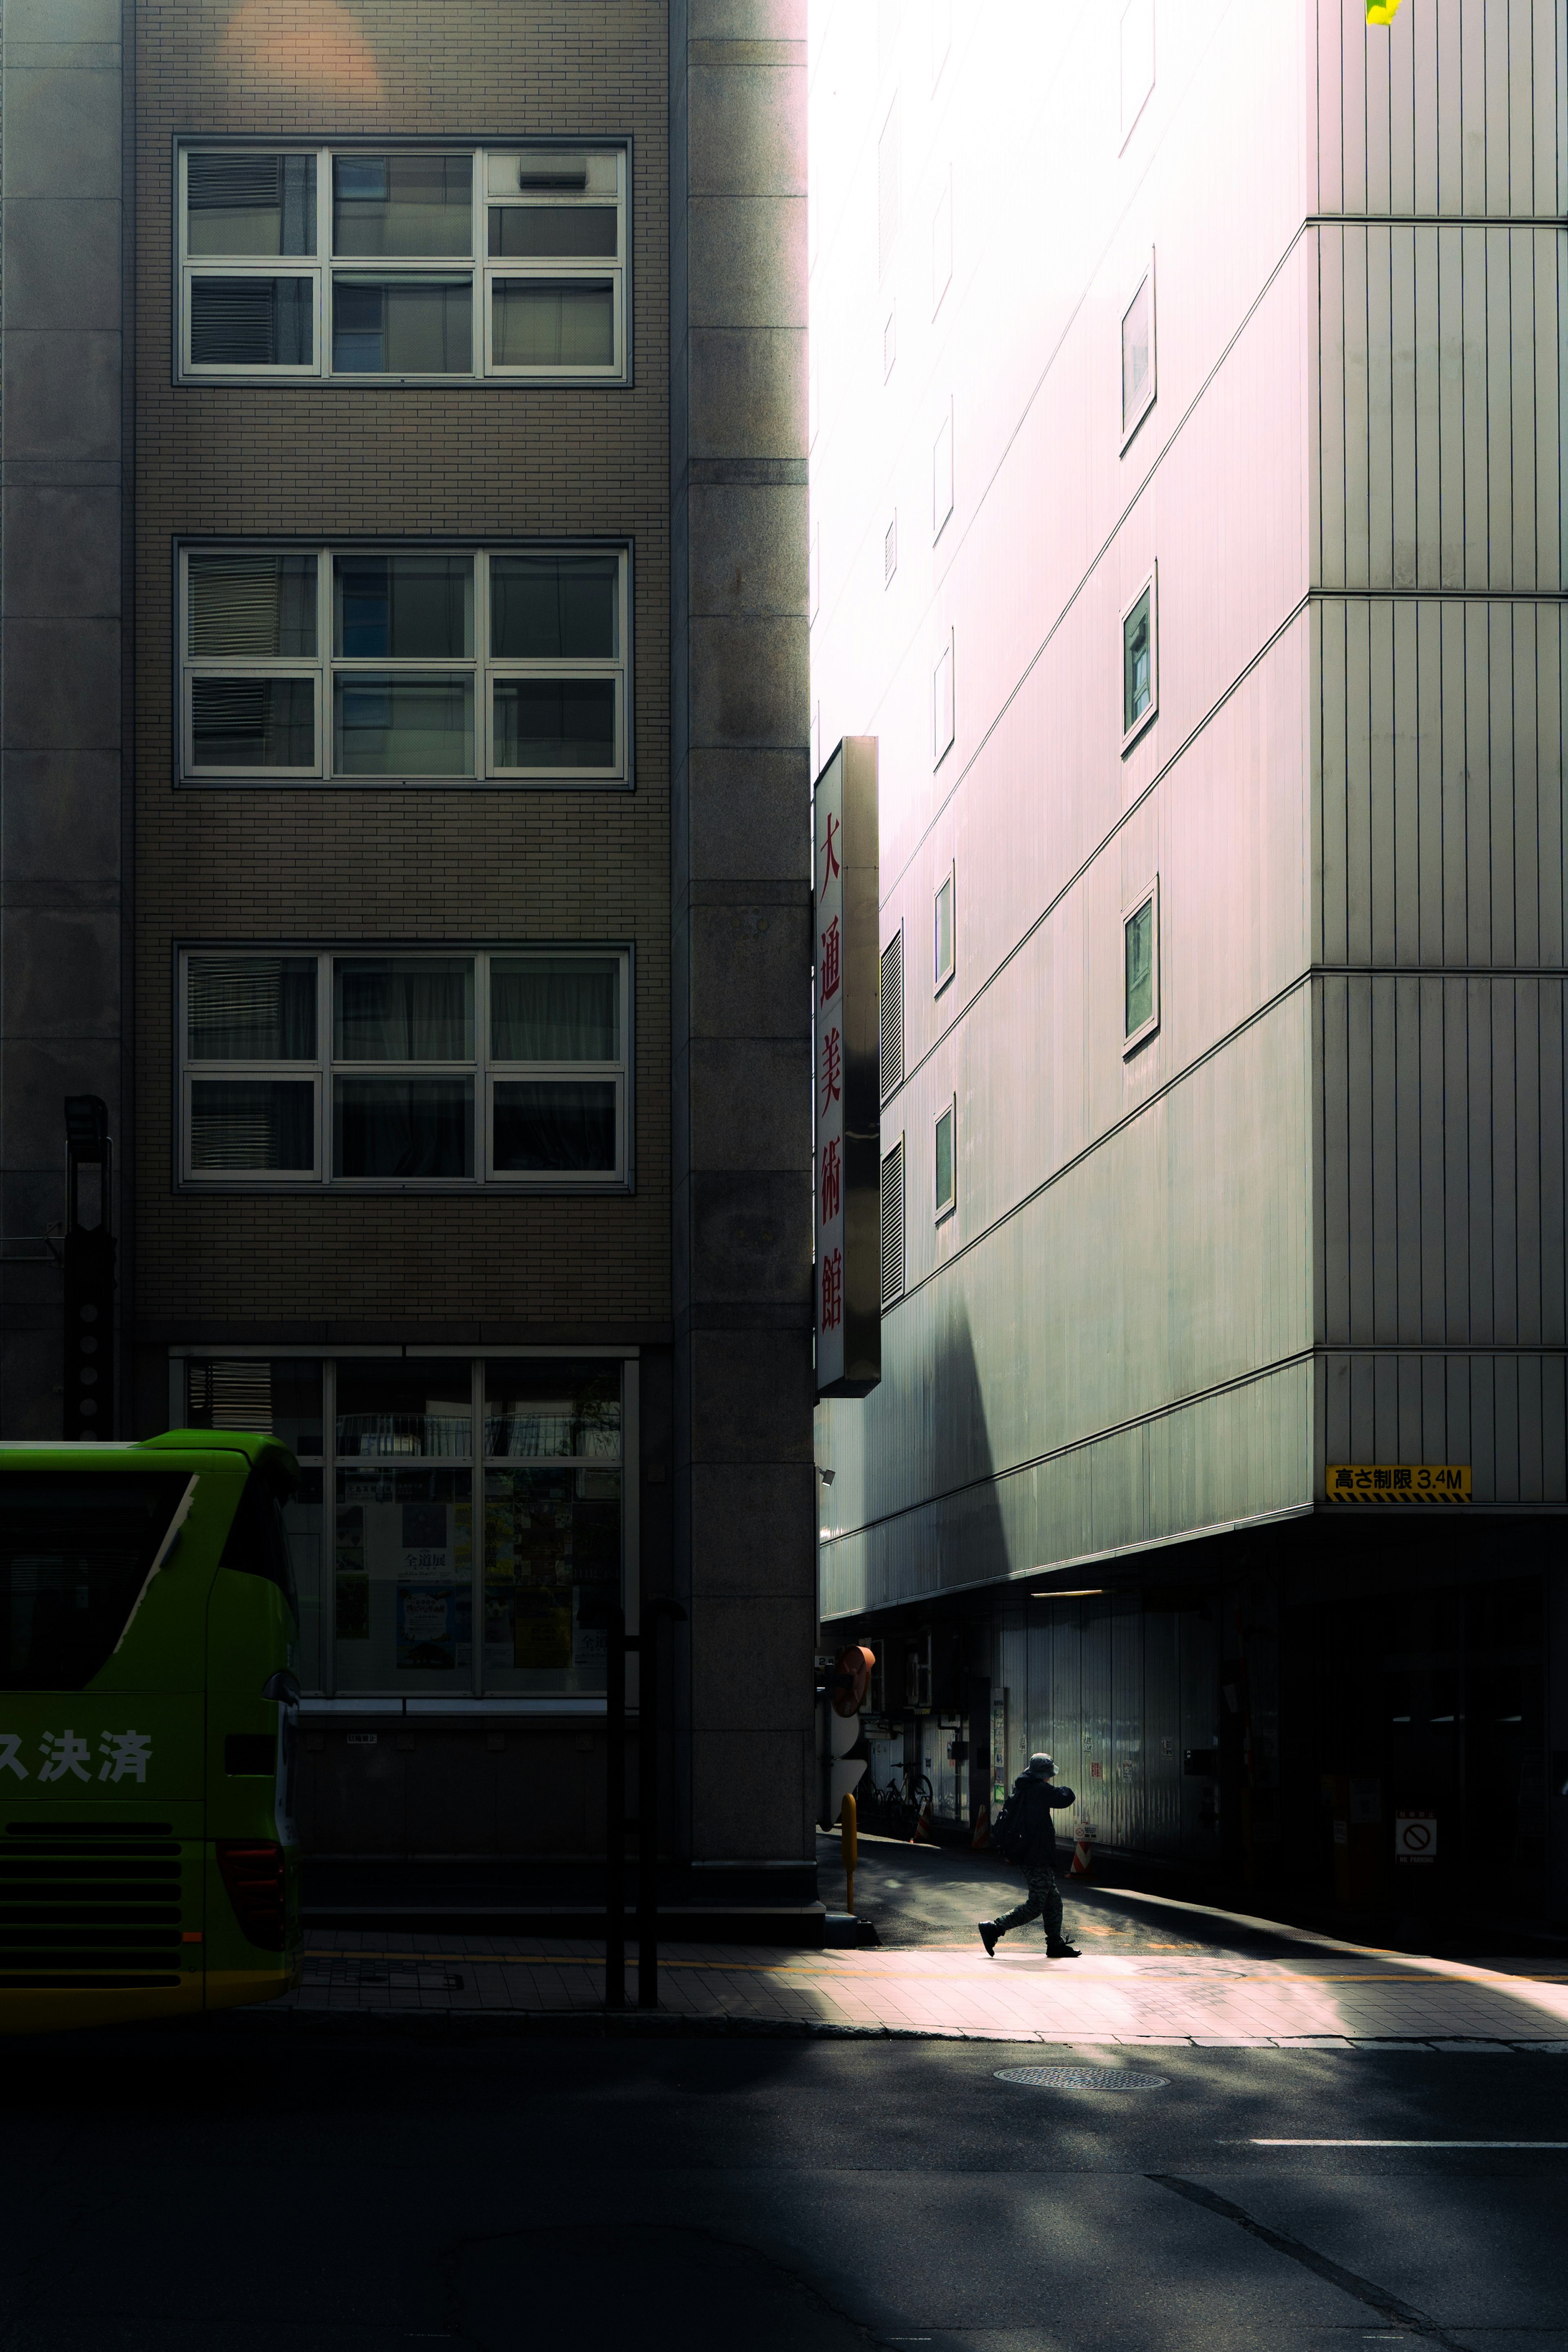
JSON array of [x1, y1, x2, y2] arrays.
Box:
[[812, 0, 1568, 1630]]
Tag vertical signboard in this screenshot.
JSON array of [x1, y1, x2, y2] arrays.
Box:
[[814, 737, 880, 1398]]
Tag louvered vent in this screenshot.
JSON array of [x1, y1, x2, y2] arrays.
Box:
[[879, 930, 904, 1100], [880, 1139, 904, 1306], [189, 276, 312, 367], [0, 1822, 188, 1989]]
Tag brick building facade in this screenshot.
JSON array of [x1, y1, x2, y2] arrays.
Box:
[[0, 0, 816, 1906]]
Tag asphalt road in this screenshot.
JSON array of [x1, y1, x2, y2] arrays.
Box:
[[3, 2021, 1565, 2350]]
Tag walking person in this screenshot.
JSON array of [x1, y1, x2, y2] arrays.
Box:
[[977, 1753, 1080, 1958]]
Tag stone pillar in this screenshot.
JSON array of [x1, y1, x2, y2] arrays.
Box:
[[0, 0, 126, 1437], [669, 2, 816, 1873]]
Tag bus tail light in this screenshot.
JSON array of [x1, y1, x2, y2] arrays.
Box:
[[216, 1841, 286, 1950]]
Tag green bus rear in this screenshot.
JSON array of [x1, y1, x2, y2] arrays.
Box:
[[0, 1431, 303, 2033]]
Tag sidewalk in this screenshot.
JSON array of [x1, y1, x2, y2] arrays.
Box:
[[270, 1927, 1568, 2044]]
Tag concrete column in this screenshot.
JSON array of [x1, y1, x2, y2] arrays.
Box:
[[0, 0, 125, 1436], [669, 2, 815, 1867]]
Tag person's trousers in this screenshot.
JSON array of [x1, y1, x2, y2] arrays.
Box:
[[992, 1865, 1064, 1943]]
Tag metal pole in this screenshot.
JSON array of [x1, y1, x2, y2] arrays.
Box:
[[604, 1606, 626, 2010], [637, 1608, 659, 2008]]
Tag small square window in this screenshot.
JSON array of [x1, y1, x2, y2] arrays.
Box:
[[1120, 263, 1155, 441], [1121, 573, 1156, 745], [933, 635, 955, 764], [1123, 882, 1159, 1052], [933, 1099, 956, 1219], [933, 869, 954, 991]]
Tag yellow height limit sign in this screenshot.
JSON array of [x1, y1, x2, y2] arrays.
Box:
[[1327, 1464, 1470, 1503]]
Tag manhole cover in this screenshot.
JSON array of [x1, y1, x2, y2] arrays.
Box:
[[995, 2066, 1167, 2092]]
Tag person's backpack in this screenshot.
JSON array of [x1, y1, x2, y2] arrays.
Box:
[[993, 1786, 1032, 1862]]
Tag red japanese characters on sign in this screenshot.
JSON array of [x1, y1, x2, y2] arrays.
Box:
[[820, 915, 841, 1004], [820, 1136, 841, 1224], [820, 1249, 843, 1331], [820, 1026, 842, 1112]]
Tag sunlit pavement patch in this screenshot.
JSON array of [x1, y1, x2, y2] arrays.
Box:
[[995, 2065, 1168, 2091]]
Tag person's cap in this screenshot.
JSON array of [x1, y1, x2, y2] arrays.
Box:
[[1027, 1753, 1055, 1777]]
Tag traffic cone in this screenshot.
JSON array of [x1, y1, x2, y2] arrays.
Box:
[[911, 1799, 935, 1844], [1067, 1830, 1092, 1878], [971, 1802, 991, 1851]]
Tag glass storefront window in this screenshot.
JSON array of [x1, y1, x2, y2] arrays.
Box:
[[179, 1351, 624, 1699]]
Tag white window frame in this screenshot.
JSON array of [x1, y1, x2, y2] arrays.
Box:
[[176, 142, 630, 386], [1120, 252, 1156, 448], [884, 511, 898, 587], [1120, 566, 1158, 751], [177, 946, 633, 1191], [931, 173, 952, 315], [933, 1095, 957, 1221], [1122, 876, 1160, 1055], [1119, 0, 1155, 148], [178, 543, 629, 787], [933, 865, 955, 993], [933, 632, 955, 765], [933, 402, 954, 540]]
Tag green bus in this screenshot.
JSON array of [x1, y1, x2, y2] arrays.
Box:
[[0, 1430, 303, 2033]]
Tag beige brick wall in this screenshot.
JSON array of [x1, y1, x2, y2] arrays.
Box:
[[133, 0, 671, 1337]]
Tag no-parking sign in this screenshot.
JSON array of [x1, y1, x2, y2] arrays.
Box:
[[1394, 1811, 1437, 1864]]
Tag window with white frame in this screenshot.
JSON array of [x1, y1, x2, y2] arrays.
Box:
[[1121, 571, 1156, 744], [933, 404, 953, 537], [933, 1097, 956, 1219], [180, 545, 627, 784], [1121, 259, 1155, 441], [933, 867, 955, 991], [933, 633, 955, 763], [178, 947, 631, 1188], [1123, 880, 1159, 1050], [1119, 0, 1155, 143], [178, 145, 627, 382]]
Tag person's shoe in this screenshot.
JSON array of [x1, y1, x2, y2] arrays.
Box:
[[1046, 1941, 1080, 1958], [978, 1921, 1000, 1957]]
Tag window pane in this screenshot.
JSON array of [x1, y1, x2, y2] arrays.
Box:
[[935, 1106, 953, 1211], [334, 958, 473, 1060], [483, 1360, 621, 1459], [189, 555, 317, 657], [285, 1467, 325, 1691], [482, 1465, 618, 1693], [493, 1081, 617, 1173], [190, 275, 313, 366], [186, 1358, 324, 1456], [188, 954, 317, 1059], [334, 555, 473, 658], [186, 152, 316, 256], [1123, 589, 1152, 729], [1125, 901, 1154, 1034], [190, 1079, 315, 1171], [935, 878, 953, 980], [493, 678, 615, 770], [332, 278, 471, 373], [336, 1360, 472, 1457], [333, 1468, 472, 1693], [333, 674, 474, 776], [332, 154, 473, 256], [488, 206, 617, 258], [1122, 278, 1151, 427], [333, 1077, 474, 1178], [0, 1473, 193, 1690], [490, 956, 618, 1061], [192, 676, 315, 768], [492, 278, 614, 368], [489, 553, 618, 659]]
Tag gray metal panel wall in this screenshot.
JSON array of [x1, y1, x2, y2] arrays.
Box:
[[0, 0, 127, 1435]]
